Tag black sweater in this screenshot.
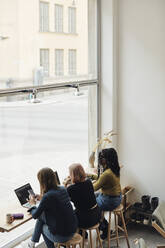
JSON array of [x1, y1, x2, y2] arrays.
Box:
[[67, 179, 97, 211]]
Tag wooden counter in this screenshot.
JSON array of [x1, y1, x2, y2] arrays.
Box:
[[0, 204, 32, 232]]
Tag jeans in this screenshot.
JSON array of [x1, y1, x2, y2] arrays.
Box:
[[96, 193, 122, 211], [31, 214, 74, 248]]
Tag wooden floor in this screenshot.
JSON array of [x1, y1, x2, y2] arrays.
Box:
[[101, 222, 165, 248]]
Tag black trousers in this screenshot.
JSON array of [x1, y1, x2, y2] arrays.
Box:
[[75, 205, 101, 229]]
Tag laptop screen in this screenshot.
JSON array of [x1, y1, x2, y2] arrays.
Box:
[[15, 183, 32, 205], [54, 171, 60, 185]]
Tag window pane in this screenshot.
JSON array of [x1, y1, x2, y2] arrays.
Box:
[[55, 4, 63, 32], [0, 84, 98, 245], [0, 0, 98, 244]]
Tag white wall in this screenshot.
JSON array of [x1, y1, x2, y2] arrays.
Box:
[[101, 0, 165, 201]]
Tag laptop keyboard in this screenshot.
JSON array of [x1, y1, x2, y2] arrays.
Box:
[[24, 202, 32, 208]]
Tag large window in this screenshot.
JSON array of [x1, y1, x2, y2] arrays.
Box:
[[40, 2, 49, 32], [40, 49, 49, 76], [68, 49, 77, 75], [55, 4, 63, 33], [55, 49, 64, 76], [68, 7, 76, 34], [0, 0, 98, 246], [0, 88, 90, 245]]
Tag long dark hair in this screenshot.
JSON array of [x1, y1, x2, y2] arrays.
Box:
[[99, 148, 120, 177], [37, 167, 58, 195]]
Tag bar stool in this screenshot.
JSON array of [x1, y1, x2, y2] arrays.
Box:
[[80, 223, 103, 248], [106, 204, 130, 248], [56, 233, 82, 248]]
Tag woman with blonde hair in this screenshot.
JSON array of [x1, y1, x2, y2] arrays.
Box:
[[65, 163, 101, 230], [28, 167, 77, 248]]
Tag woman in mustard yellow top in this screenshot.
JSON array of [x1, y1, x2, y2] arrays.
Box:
[[91, 148, 122, 211], [89, 148, 122, 239]]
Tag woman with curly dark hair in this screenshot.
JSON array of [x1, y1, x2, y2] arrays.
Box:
[[89, 148, 122, 239]]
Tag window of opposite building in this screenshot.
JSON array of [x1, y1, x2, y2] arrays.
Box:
[[68, 7, 76, 34], [40, 1, 49, 32], [55, 4, 63, 33], [68, 49, 77, 75], [55, 49, 64, 76], [40, 49, 49, 76]]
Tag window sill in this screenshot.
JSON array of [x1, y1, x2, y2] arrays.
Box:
[[0, 219, 35, 248], [38, 31, 78, 36]]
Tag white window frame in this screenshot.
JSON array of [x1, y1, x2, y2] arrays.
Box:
[[39, 1, 49, 32], [68, 7, 76, 34], [68, 49, 77, 75], [55, 4, 63, 33], [55, 49, 64, 76], [40, 49, 49, 77]]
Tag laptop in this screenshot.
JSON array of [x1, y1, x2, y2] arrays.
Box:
[[14, 183, 35, 208], [15, 173, 60, 208], [54, 171, 60, 185]]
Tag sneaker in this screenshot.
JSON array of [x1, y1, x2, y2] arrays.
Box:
[[84, 231, 88, 239], [100, 229, 113, 240], [100, 230, 108, 240], [99, 218, 109, 231], [28, 240, 35, 248], [79, 230, 88, 239]]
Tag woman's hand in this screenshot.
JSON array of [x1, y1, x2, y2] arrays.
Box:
[[63, 176, 71, 187], [89, 151, 95, 167], [29, 195, 36, 205], [35, 194, 42, 201]]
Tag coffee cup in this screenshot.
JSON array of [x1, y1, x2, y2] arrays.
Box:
[[6, 214, 14, 224]]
